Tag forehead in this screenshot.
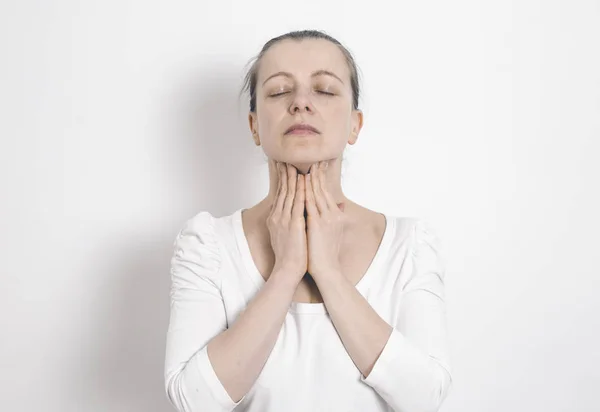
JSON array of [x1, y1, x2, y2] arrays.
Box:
[[258, 38, 349, 83]]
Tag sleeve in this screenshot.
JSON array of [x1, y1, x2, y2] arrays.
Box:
[[360, 219, 453, 412], [164, 211, 246, 412]]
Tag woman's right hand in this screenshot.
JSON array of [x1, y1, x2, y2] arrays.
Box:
[[267, 161, 308, 283]]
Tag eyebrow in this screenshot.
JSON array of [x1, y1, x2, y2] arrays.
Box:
[[261, 69, 344, 86]]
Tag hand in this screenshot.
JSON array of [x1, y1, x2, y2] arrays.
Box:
[[266, 161, 308, 283], [305, 160, 348, 279]]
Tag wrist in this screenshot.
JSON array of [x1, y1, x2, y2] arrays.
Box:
[[269, 266, 303, 289]]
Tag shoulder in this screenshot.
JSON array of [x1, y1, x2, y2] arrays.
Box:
[[388, 215, 446, 278], [410, 219, 443, 257], [406, 218, 447, 287], [171, 210, 222, 284], [387, 215, 443, 251], [175, 210, 216, 236], [173, 210, 219, 249]]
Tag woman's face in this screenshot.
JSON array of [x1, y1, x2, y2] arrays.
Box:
[[249, 38, 362, 170]]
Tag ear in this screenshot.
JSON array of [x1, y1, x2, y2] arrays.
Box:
[[248, 112, 260, 145], [348, 109, 364, 145]]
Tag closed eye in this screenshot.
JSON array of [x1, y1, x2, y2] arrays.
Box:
[[269, 91, 290, 97], [269, 90, 335, 98]]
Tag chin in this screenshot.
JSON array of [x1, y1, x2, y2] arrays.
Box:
[[289, 162, 322, 175]]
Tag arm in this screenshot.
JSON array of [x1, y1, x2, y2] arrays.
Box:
[[164, 212, 299, 412], [315, 219, 453, 412]]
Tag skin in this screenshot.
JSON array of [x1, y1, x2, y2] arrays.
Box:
[[204, 39, 392, 404], [248, 37, 363, 217]]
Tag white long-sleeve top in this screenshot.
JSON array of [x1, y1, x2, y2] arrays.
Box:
[[164, 208, 453, 412]]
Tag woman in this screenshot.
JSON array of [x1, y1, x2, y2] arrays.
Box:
[[164, 30, 453, 412]]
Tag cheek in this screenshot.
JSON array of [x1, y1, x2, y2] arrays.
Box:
[[256, 108, 277, 132], [332, 105, 349, 118], [327, 106, 352, 131]]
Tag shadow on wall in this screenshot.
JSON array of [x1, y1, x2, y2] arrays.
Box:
[[87, 65, 259, 411]]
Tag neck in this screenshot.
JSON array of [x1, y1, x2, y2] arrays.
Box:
[[264, 157, 347, 208]]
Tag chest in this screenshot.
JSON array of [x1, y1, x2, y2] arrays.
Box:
[[247, 224, 384, 303]]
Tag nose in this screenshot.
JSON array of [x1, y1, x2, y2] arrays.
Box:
[[288, 88, 314, 115]]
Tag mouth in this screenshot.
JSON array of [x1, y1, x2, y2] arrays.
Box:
[[285, 124, 321, 135], [286, 128, 319, 136]]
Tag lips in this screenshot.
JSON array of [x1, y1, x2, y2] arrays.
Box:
[[285, 123, 320, 134]]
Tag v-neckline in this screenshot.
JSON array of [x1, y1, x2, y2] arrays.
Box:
[[232, 207, 394, 314]]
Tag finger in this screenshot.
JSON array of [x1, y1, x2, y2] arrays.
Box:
[[274, 162, 287, 217], [292, 173, 305, 221], [270, 161, 281, 214], [312, 162, 329, 214], [305, 169, 319, 218], [283, 164, 297, 217]]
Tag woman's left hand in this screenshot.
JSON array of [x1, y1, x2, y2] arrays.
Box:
[[305, 160, 348, 279]]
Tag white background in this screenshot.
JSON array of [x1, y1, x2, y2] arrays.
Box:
[[1, 1, 599, 411]]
